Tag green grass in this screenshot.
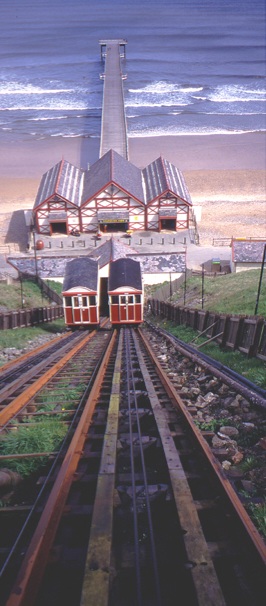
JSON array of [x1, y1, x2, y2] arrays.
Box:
[[0, 419, 67, 477], [0, 279, 65, 365], [248, 503, 266, 537], [151, 269, 266, 316], [0, 279, 63, 311], [0, 320, 66, 366], [45, 280, 63, 295], [146, 268, 266, 387]]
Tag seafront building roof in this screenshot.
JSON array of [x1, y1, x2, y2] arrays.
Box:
[[231, 239, 266, 263], [34, 149, 192, 210], [34, 160, 84, 209], [81, 149, 144, 204], [142, 157, 192, 205]]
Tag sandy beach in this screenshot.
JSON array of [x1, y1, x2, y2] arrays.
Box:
[[0, 132, 265, 247]]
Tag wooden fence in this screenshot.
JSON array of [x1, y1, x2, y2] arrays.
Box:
[[0, 305, 64, 330], [148, 299, 266, 361], [20, 273, 63, 305], [150, 271, 192, 303], [0, 274, 64, 330]]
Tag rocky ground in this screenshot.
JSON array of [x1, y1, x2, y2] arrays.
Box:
[[0, 333, 64, 366], [142, 322, 266, 538]]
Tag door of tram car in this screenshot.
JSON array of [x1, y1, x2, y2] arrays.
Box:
[[73, 294, 97, 324], [120, 294, 135, 322]]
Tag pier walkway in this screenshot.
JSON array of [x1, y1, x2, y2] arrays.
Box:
[[99, 39, 128, 160]]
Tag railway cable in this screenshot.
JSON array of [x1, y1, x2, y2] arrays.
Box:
[[124, 327, 162, 606]]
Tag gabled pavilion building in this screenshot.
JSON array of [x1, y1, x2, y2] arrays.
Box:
[[33, 149, 192, 237]]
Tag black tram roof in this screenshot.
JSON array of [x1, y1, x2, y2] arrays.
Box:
[[62, 257, 98, 292], [108, 257, 142, 292]]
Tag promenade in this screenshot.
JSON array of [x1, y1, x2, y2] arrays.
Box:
[[0, 229, 231, 279]]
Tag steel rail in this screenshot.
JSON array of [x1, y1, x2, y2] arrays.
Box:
[[124, 328, 143, 605], [0, 332, 83, 405], [126, 328, 162, 606], [139, 328, 266, 569], [0, 330, 112, 587], [80, 329, 120, 605], [135, 329, 227, 606], [0, 331, 93, 428], [5, 330, 118, 606], [0, 332, 69, 375]]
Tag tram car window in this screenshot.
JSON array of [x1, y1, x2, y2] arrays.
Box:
[[108, 257, 143, 326], [62, 257, 100, 329]]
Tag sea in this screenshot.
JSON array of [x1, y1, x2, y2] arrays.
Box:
[[1, 0, 265, 145]]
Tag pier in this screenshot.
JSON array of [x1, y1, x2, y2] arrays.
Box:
[[99, 39, 128, 160]]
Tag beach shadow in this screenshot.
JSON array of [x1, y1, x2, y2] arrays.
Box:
[[80, 136, 100, 170], [5, 210, 28, 251]]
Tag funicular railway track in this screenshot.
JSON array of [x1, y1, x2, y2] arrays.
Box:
[[0, 326, 265, 605], [0, 330, 95, 407], [0, 322, 114, 605]]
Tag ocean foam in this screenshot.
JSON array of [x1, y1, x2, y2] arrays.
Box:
[[128, 126, 264, 137], [0, 82, 75, 95], [126, 80, 266, 112]]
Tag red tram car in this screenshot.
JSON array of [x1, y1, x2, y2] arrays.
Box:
[[108, 257, 143, 326], [62, 257, 100, 329]]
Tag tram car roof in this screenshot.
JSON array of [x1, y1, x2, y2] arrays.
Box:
[[62, 257, 98, 293], [108, 258, 142, 292]]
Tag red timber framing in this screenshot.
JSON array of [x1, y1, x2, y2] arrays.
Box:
[[147, 192, 189, 232], [176, 204, 189, 229], [147, 204, 159, 232], [128, 204, 145, 231], [35, 196, 80, 236], [80, 183, 145, 233], [80, 202, 97, 233]]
